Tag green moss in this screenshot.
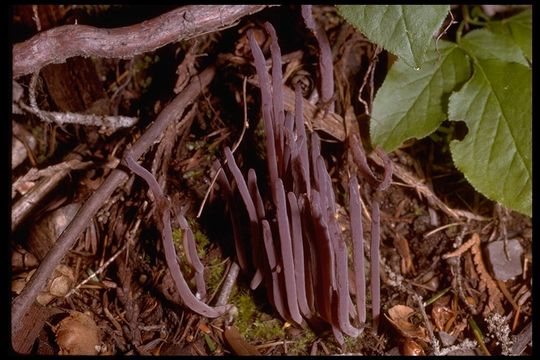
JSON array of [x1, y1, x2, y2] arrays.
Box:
[[231, 289, 258, 335], [286, 326, 317, 355], [251, 317, 285, 342], [172, 219, 210, 257], [228, 288, 287, 346], [187, 218, 210, 258], [172, 228, 183, 248], [413, 206, 425, 216], [343, 334, 361, 353], [206, 255, 226, 291], [172, 219, 226, 294]]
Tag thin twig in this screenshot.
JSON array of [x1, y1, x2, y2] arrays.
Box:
[[20, 101, 138, 129], [11, 152, 89, 230], [65, 242, 128, 298], [369, 155, 488, 221], [197, 76, 249, 218], [423, 222, 462, 238], [413, 293, 440, 354], [357, 46, 381, 116], [436, 10, 457, 62], [22, 70, 138, 129]]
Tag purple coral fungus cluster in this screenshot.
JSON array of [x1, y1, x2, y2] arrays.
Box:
[[216, 16, 392, 343]]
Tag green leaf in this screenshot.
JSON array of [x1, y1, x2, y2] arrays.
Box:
[[337, 5, 449, 68], [486, 9, 532, 61], [459, 28, 528, 66], [370, 41, 470, 151], [449, 59, 531, 216]]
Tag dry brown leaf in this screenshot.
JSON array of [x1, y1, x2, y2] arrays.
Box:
[[393, 232, 416, 275], [385, 305, 429, 342], [11, 264, 75, 306], [54, 311, 101, 355], [11, 245, 39, 272], [401, 338, 425, 356], [469, 234, 505, 315], [223, 325, 261, 356], [431, 303, 454, 332], [198, 322, 211, 334]]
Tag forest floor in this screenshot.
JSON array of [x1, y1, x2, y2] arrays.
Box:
[[11, 5, 531, 355]]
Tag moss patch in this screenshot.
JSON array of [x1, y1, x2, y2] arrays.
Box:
[[230, 289, 285, 344]]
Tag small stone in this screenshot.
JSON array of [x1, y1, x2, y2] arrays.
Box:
[[438, 331, 456, 347], [485, 239, 524, 281]]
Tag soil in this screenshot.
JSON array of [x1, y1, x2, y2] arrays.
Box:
[[11, 5, 532, 356]]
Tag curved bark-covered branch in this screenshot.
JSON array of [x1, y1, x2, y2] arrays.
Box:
[[13, 5, 268, 78]]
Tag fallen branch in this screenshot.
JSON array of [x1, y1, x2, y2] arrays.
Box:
[[11, 150, 90, 231], [19, 71, 138, 129], [19, 102, 138, 129], [11, 66, 216, 336], [13, 5, 268, 78]]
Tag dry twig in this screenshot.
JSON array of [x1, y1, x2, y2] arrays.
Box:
[[11, 151, 90, 230]]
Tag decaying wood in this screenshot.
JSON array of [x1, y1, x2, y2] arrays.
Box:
[[13, 5, 268, 78], [512, 321, 532, 355]]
